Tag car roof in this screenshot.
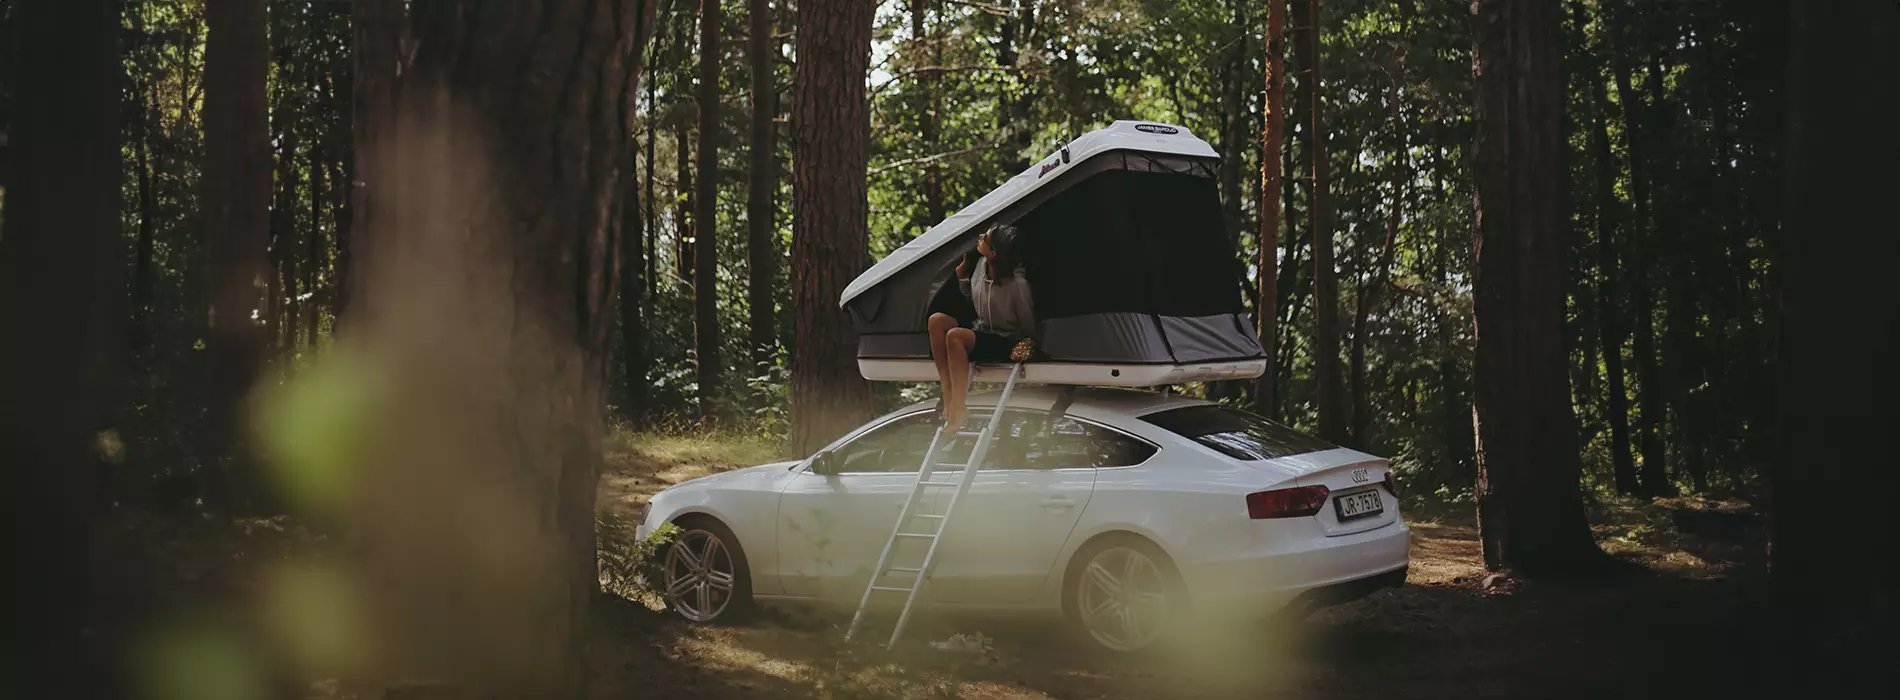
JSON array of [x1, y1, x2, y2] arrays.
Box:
[[896, 385, 1213, 419]]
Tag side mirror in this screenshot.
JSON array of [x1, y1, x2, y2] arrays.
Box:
[[810, 450, 841, 476]]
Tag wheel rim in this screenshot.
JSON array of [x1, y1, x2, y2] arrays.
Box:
[[1075, 546, 1170, 652], [662, 529, 736, 622]]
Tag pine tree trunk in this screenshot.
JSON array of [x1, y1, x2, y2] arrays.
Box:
[[305, 134, 326, 348], [1775, 2, 1899, 691], [646, 49, 659, 309], [622, 132, 649, 425], [2, 1, 125, 695], [204, 0, 272, 511], [1295, 0, 1345, 444], [344, 0, 404, 330], [695, 0, 724, 417], [1470, 0, 1602, 575], [676, 120, 694, 283], [1217, 4, 1246, 244], [132, 85, 159, 355], [273, 51, 302, 361], [747, 0, 781, 371], [1608, 21, 1670, 497], [1350, 54, 1405, 448], [915, 0, 943, 223], [1589, 76, 1640, 495], [348, 0, 661, 696], [1254, 0, 1286, 414], [790, 0, 877, 456]]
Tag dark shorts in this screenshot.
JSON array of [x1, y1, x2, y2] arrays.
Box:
[[970, 330, 1021, 364]]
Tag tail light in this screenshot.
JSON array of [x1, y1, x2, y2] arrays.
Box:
[[1246, 485, 1330, 519], [1383, 471, 1399, 498]]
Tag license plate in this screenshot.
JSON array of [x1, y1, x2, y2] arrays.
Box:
[[1334, 490, 1384, 520]]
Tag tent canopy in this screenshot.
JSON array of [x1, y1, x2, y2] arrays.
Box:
[[842, 121, 1266, 385]]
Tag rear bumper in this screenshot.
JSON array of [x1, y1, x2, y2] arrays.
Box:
[[1180, 518, 1411, 614]]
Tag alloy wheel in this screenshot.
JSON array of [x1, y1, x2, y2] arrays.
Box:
[[1074, 545, 1172, 652], [662, 528, 737, 622]]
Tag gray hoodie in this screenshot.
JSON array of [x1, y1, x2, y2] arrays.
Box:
[[961, 261, 1036, 337]]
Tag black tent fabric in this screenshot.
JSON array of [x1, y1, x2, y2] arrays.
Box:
[[849, 151, 1263, 368]]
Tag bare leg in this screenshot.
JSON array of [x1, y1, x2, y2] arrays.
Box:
[[946, 328, 976, 427], [927, 313, 959, 422]]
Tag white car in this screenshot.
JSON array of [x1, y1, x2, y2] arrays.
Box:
[[637, 387, 1410, 652]]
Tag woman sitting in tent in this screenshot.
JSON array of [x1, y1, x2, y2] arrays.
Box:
[[927, 224, 1036, 428]]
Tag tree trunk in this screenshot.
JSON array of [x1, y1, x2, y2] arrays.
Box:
[[622, 132, 649, 425], [344, 0, 405, 329], [646, 44, 659, 309], [132, 83, 159, 355], [695, 0, 724, 417], [273, 47, 302, 361], [1350, 52, 1406, 449], [1609, 23, 1670, 497], [1775, 1, 1899, 691], [914, 0, 943, 223], [1254, 0, 1286, 414], [306, 133, 326, 348], [2, 1, 125, 696], [747, 0, 781, 371], [676, 120, 694, 283], [204, 0, 272, 511], [347, 0, 661, 696], [1296, 0, 1345, 444], [1589, 75, 1640, 495], [790, 0, 877, 456], [1470, 0, 1602, 575], [1217, 3, 1246, 245]]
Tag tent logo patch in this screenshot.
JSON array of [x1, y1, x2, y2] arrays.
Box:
[[1135, 123, 1179, 135], [1038, 160, 1062, 177]]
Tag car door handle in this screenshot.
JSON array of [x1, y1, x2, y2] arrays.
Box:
[[1039, 496, 1076, 509]]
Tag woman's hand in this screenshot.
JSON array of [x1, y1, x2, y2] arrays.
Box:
[[956, 252, 975, 279]]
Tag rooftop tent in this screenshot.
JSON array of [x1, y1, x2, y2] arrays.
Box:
[[840, 121, 1266, 387]]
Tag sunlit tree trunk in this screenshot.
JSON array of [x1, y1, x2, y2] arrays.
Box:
[[1254, 0, 1286, 414], [790, 0, 877, 455], [2, 0, 125, 695], [1470, 0, 1602, 575]]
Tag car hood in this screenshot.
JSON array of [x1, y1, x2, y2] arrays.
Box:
[[669, 460, 801, 491]]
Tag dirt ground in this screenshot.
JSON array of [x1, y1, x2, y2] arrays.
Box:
[[592, 435, 1774, 700]]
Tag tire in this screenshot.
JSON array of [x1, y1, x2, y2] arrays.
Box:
[[661, 516, 754, 623], [1061, 534, 1186, 653]]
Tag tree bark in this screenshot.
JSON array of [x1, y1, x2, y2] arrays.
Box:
[[132, 81, 159, 355], [1589, 74, 1639, 495], [344, 0, 405, 329], [914, 0, 944, 223], [1608, 14, 1670, 497], [204, 0, 272, 510], [3, 0, 125, 696], [622, 131, 649, 425], [347, 0, 661, 696], [306, 128, 327, 348], [1254, 0, 1286, 414], [1350, 60, 1405, 449], [1775, 1, 1899, 691], [790, 0, 877, 456], [694, 0, 724, 417], [747, 0, 781, 371], [1217, 2, 1246, 245], [1296, 0, 1345, 444], [1470, 0, 1602, 575], [676, 119, 694, 283], [272, 42, 302, 361]]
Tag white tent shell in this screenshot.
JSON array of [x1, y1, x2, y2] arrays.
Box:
[[840, 120, 1267, 387]]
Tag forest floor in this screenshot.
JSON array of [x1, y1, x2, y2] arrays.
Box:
[[588, 434, 1774, 700], [100, 432, 1774, 700]]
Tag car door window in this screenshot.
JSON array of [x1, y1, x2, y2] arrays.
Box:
[[830, 411, 949, 473], [975, 409, 1156, 469]]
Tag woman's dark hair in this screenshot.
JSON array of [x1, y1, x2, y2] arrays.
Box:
[[985, 224, 1022, 278]]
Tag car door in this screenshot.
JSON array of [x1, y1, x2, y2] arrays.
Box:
[[928, 409, 1156, 604], [775, 410, 951, 600]]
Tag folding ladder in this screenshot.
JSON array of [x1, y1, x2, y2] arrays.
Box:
[[844, 362, 1025, 648]]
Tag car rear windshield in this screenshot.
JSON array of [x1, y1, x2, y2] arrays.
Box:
[[1139, 405, 1336, 461]]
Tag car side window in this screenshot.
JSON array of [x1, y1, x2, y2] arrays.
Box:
[[830, 411, 943, 473], [974, 410, 1156, 470]]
